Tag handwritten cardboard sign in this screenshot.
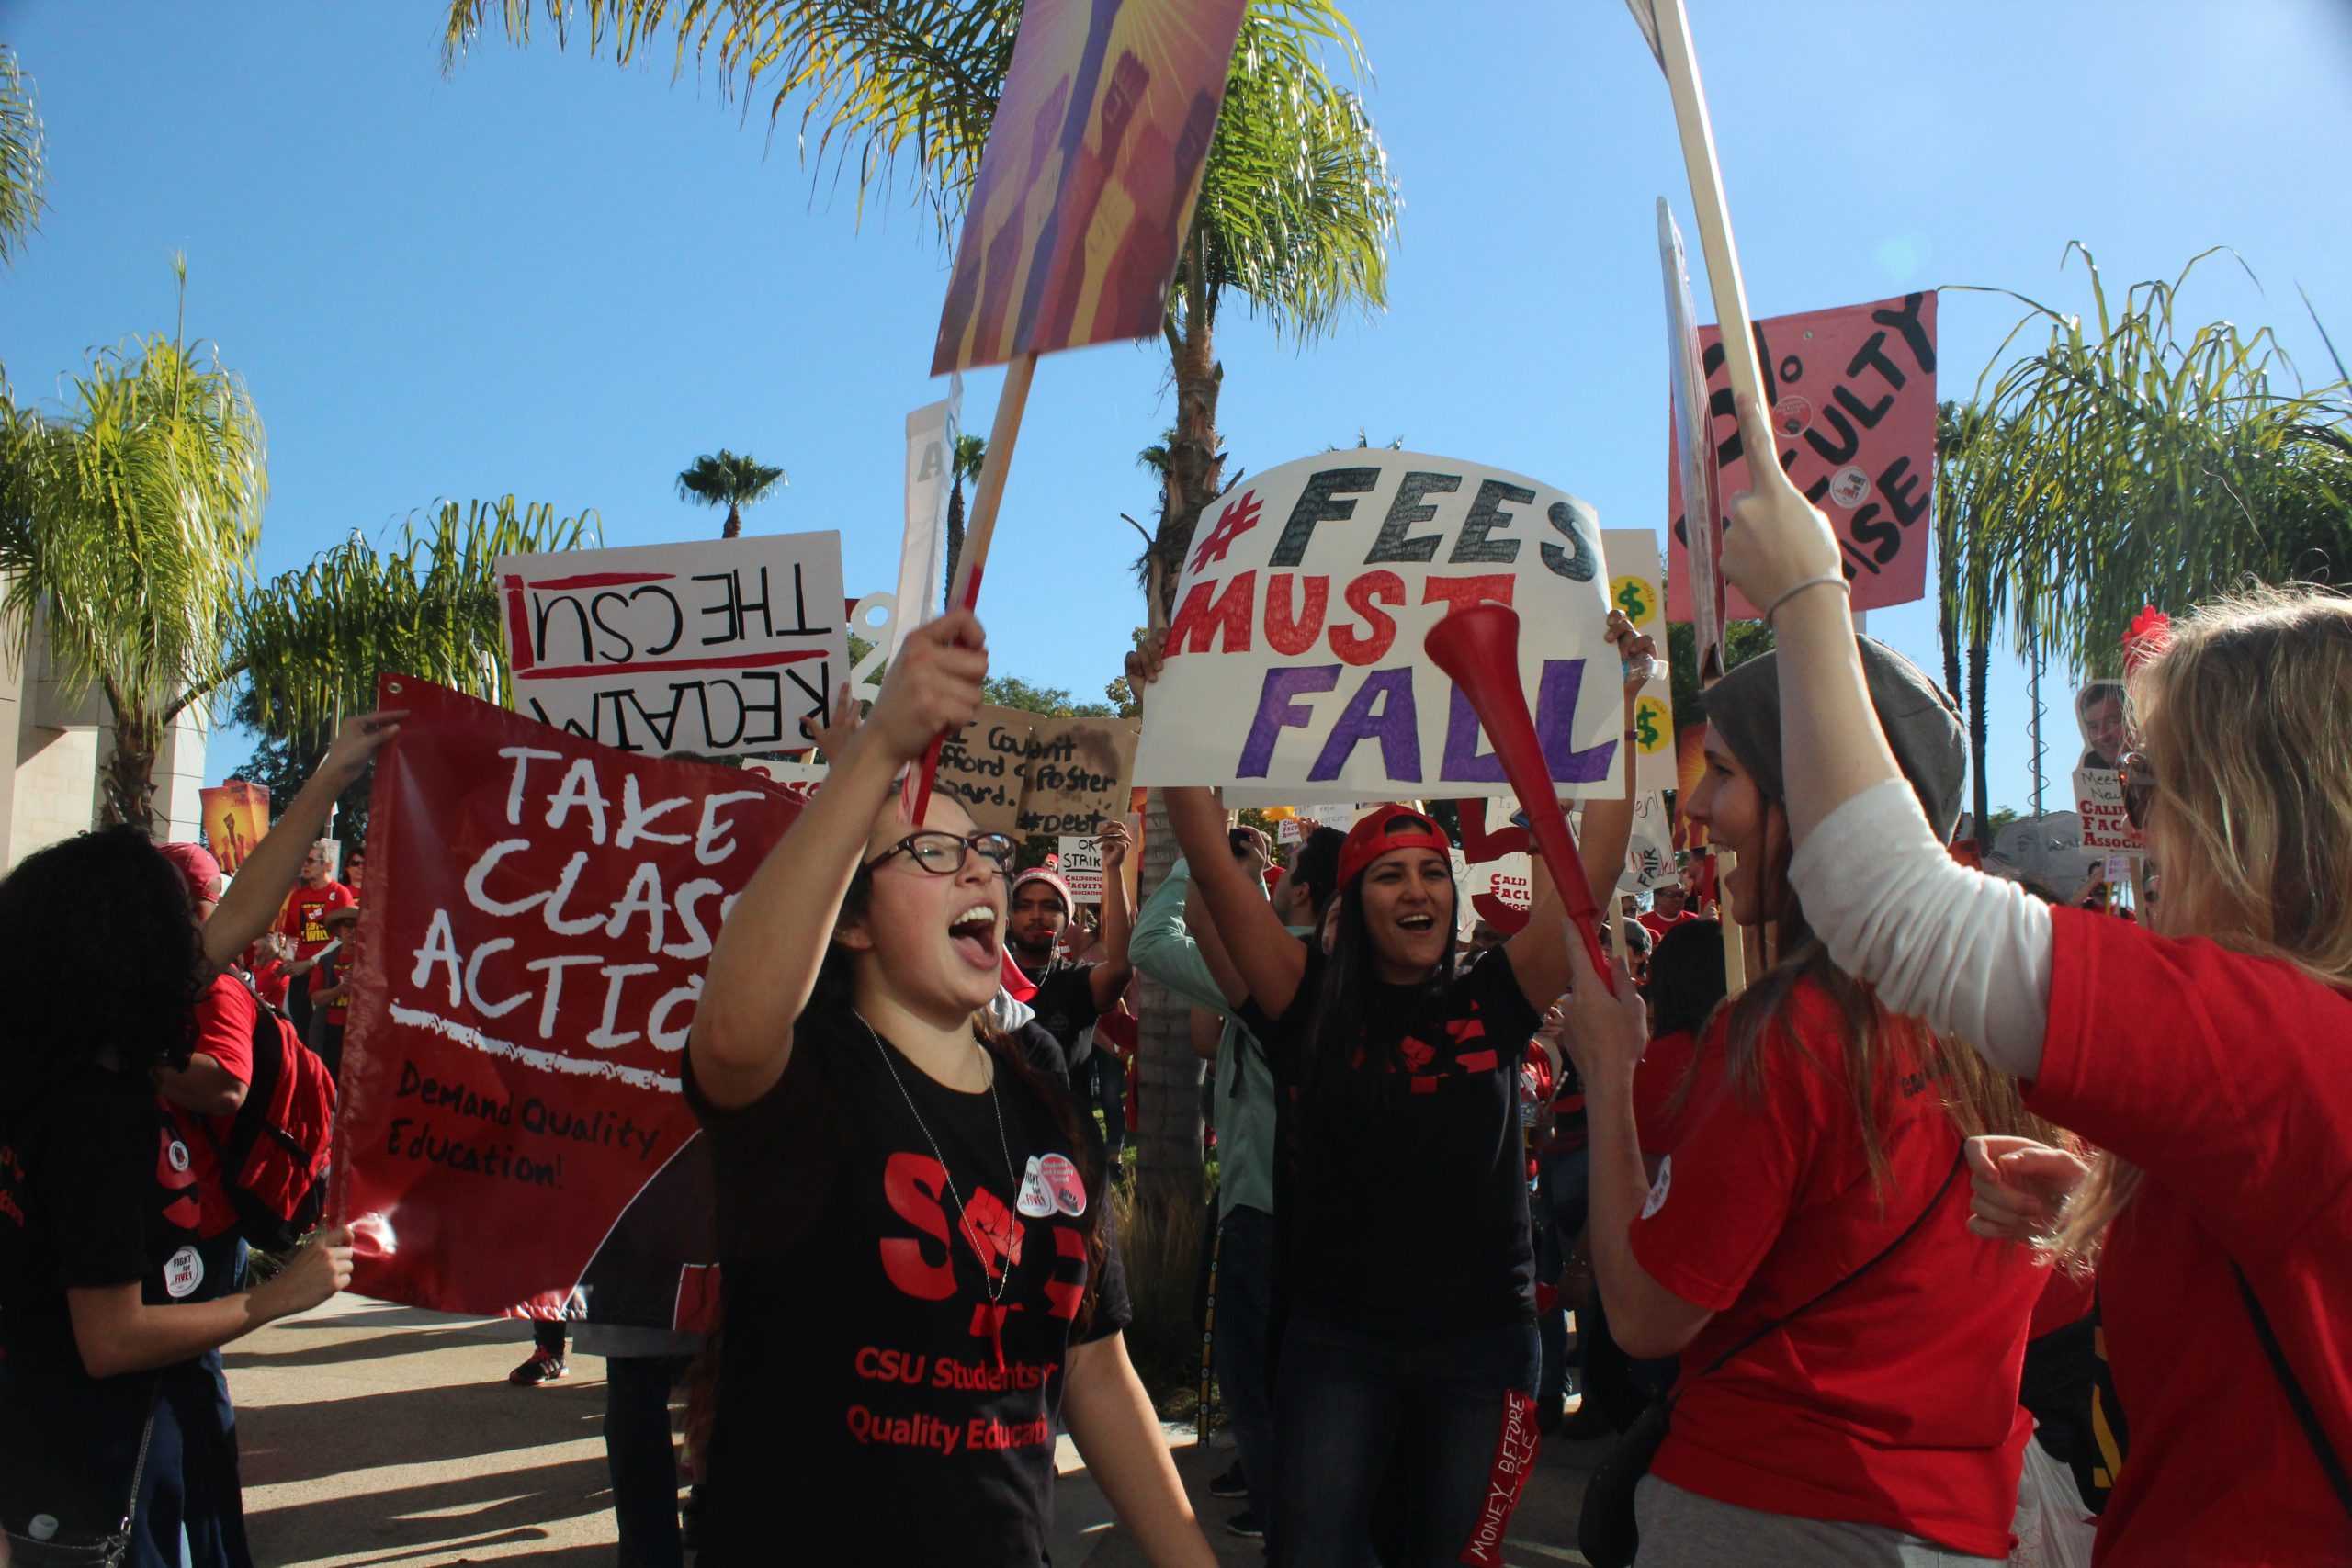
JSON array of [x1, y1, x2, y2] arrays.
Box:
[[935, 705, 1141, 840], [932, 0, 1250, 375], [497, 533, 849, 759], [1133, 450, 1623, 802], [1058, 836, 1105, 902], [2073, 767, 2143, 852], [337, 675, 804, 1325], [1668, 292, 1939, 617]]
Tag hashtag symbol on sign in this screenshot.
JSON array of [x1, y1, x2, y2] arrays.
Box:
[[1190, 491, 1262, 574], [1634, 702, 1662, 750]]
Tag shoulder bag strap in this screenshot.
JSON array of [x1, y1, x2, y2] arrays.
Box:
[[1691, 1145, 1968, 1383], [2232, 1260, 2352, 1519]]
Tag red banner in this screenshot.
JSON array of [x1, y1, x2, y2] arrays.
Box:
[[1668, 291, 1939, 617], [334, 675, 802, 1326]]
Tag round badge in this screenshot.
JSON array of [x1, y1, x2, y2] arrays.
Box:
[[164, 1245, 205, 1300], [1827, 465, 1871, 509], [1771, 395, 1815, 440], [1038, 1153, 1087, 1218], [1641, 1155, 1673, 1221], [166, 1139, 190, 1174]]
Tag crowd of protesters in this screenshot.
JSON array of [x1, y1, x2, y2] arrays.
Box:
[[6, 434, 2350, 1565]]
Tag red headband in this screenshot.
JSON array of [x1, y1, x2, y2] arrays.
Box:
[[1336, 806, 1454, 889]]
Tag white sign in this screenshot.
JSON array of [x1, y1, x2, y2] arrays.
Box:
[[1621, 790, 1677, 893], [1057, 835, 1105, 902], [1600, 528, 1678, 802], [2072, 767, 2142, 852], [892, 382, 962, 655], [498, 533, 850, 759], [1133, 451, 1623, 803]]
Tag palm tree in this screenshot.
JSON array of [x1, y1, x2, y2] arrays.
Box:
[[944, 433, 986, 610], [237, 497, 600, 736], [442, 0, 1401, 1206], [0, 46, 45, 267], [676, 449, 786, 539], [0, 265, 264, 830]]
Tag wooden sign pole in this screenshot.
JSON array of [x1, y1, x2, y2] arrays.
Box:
[[1646, 0, 1771, 427], [908, 353, 1039, 822]]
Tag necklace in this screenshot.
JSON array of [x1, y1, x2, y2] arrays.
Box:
[[855, 1009, 1021, 1306]]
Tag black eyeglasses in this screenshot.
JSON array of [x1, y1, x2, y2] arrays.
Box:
[[2120, 750, 2156, 829], [866, 830, 1018, 877]]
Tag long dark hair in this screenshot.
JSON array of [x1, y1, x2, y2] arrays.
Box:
[[0, 827, 204, 1121], [809, 851, 1107, 1332], [1308, 830, 1458, 1083]]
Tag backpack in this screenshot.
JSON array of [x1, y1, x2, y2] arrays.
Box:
[[201, 976, 335, 1251]]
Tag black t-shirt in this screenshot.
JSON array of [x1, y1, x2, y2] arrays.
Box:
[[1248, 946, 1540, 1339], [1014, 956, 1102, 1069], [683, 1010, 1129, 1566], [0, 1067, 243, 1385]]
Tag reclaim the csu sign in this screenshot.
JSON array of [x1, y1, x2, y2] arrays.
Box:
[[497, 533, 851, 759]]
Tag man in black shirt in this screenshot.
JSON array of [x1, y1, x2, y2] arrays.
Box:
[[1007, 827, 1135, 1144]]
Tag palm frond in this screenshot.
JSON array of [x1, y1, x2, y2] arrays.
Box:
[[0, 45, 46, 265]]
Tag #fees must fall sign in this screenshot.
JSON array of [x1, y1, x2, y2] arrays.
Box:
[[1133, 451, 1624, 802], [497, 533, 850, 759]]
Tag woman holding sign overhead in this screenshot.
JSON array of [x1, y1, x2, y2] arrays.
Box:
[[1612, 391, 2349, 1563], [686, 611, 1214, 1568], [1132, 613, 1652, 1565]]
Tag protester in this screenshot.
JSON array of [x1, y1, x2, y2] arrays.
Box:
[[572, 1316, 704, 1567], [275, 840, 355, 1045], [2073, 680, 2126, 771], [0, 712, 397, 1564], [1134, 613, 1650, 1563], [344, 846, 367, 897], [1556, 595, 2058, 1562], [304, 901, 361, 1077], [1007, 830, 1135, 1156], [1130, 820, 1346, 1546], [1635, 880, 1697, 944], [1711, 390, 2352, 1562], [684, 611, 1213, 1567]]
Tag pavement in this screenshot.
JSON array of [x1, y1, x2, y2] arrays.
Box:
[[231, 1293, 1605, 1566]]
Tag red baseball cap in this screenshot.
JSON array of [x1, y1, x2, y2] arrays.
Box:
[[1336, 806, 1454, 890], [157, 841, 224, 906]]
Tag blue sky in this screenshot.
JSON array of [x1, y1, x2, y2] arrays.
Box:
[[3, 1, 2347, 817]]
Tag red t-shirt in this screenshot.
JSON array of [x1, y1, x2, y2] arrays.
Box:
[[1628, 1025, 1707, 1158], [2028, 907, 2352, 1564], [184, 974, 259, 1239], [276, 881, 355, 962], [1637, 908, 1699, 943], [1629, 979, 2040, 1558]]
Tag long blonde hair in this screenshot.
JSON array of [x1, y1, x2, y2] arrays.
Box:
[[2053, 584, 2352, 1260]]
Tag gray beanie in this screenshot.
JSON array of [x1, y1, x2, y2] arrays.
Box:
[[1701, 637, 1968, 840]]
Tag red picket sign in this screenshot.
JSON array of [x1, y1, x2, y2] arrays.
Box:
[[334, 674, 802, 1327], [1668, 291, 1939, 617]]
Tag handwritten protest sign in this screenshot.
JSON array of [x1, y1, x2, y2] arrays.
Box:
[[1668, 292, 1939, 617], [932, 0, 1250, 375], [1601, 528, 1678, 802], [497, 533, 849, 759], [336, 676, 801, 1326], [935, 705, 1141, 840], [1134, 451, 1623, 803], [1058, 836, 1105, 902], [2073, 767, 2143, 852], [199, 780, 271, 874]]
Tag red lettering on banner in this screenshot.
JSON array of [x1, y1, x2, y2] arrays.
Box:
[[1420, 574, 1515, 617], [1329, 571, 1405, 666], [880, 1152, 958, 1301], [1458, 1389, 1540, 1565], [1263, 573, 1329, 656], [1166, 571, 1257, 657]]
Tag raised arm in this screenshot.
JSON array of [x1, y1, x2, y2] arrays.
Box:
[[691, 613, 988, 1109], [1165, 789, 1307, 1020], [1090, 819, 1136, 1010], [1182, 880, 1251, 1010], [205, 711, 403, 972], [1719, 395, 2052, 1075]]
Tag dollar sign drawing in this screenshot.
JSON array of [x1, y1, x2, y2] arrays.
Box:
[[1634, 705, 1661, 749], [1616, 580, 1649, 620]]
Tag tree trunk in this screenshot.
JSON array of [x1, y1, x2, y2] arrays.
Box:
[[1130, 790, 1204, 1208], [1967, 639, 1991, 850], [1148, 252, 1226, 625], [722, 502, 742, 540], [944, 479, 967, 612], [102, 709, 164, 836]]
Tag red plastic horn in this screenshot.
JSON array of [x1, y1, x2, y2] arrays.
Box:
[[1423, 604, 1617, 996]]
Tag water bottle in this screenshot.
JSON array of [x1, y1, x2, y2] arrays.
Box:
[[28, 1513, 60, 1541]]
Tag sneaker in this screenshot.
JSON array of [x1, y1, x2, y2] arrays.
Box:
[[508, 1348, 569, 1385], [1208, 1461, 1250, 1499], [1225, 1510, 1266, 1540]]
